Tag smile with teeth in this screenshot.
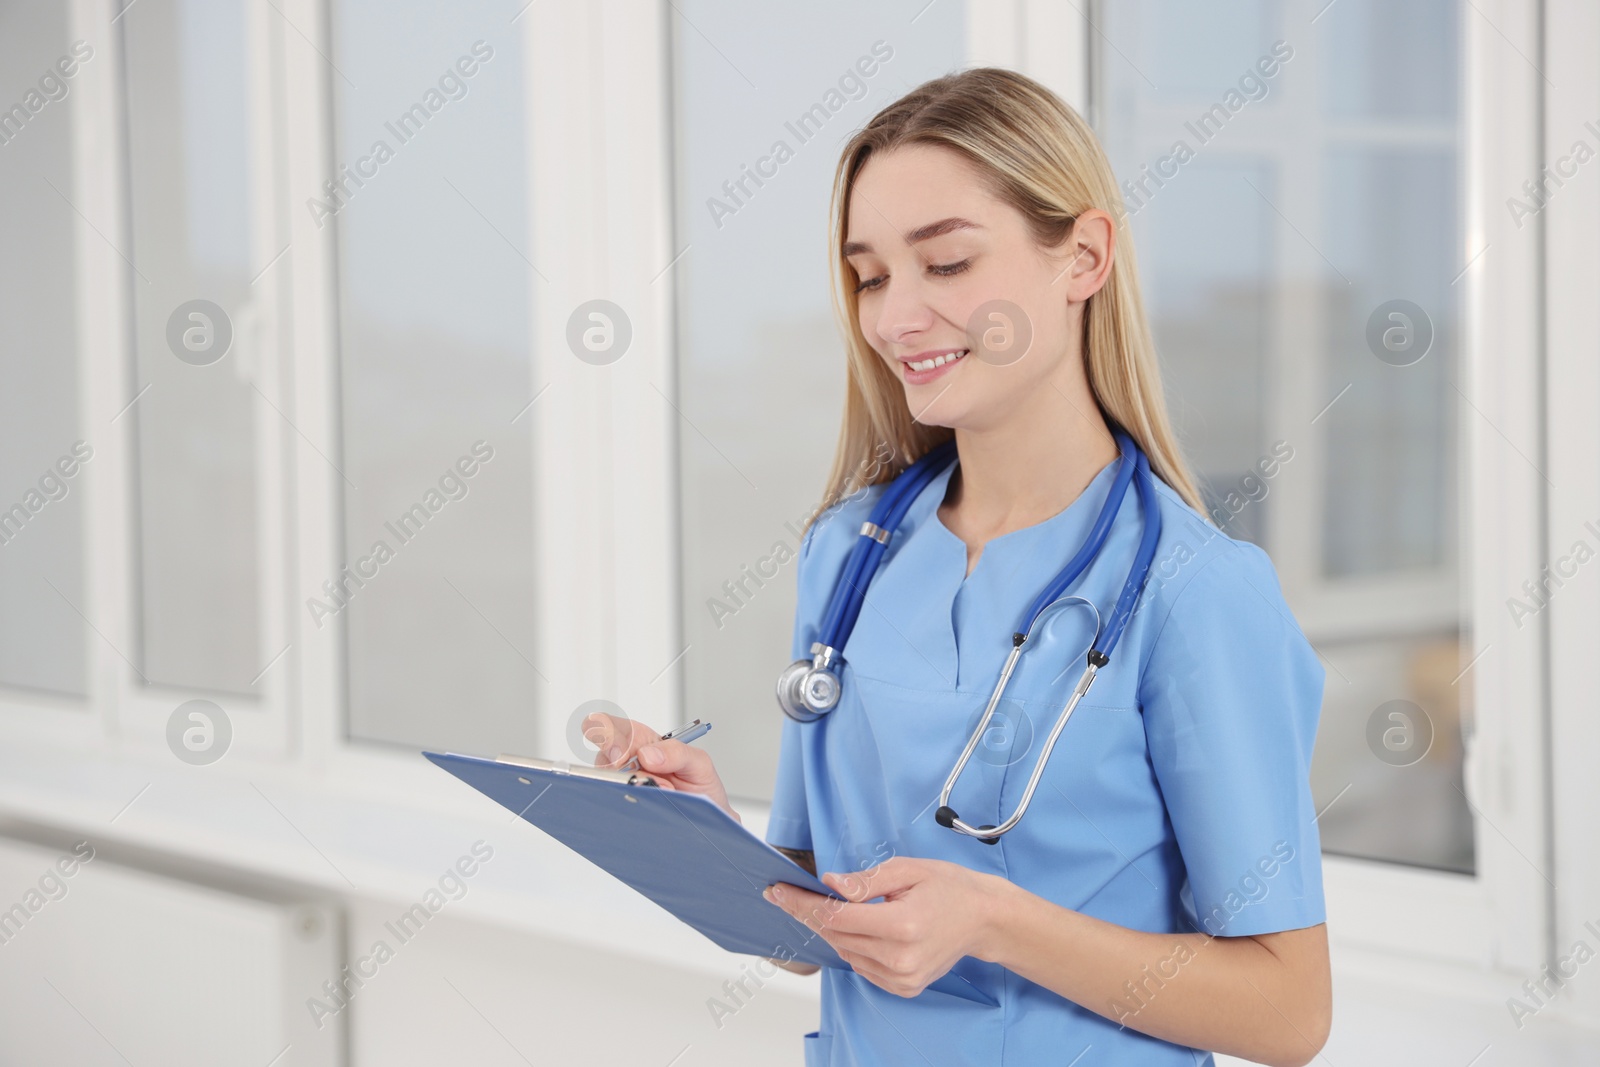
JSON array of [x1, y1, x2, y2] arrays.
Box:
[[907, 349, 968, 372]]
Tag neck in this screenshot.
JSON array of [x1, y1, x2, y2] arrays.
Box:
[[943, 360, 1119, 538]]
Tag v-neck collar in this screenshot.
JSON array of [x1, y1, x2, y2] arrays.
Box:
[[911, 453, 1125, 588], [837, 450, 1128, 694]]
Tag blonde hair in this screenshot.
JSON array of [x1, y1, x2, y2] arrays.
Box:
[[807, 67, 1208, 531]]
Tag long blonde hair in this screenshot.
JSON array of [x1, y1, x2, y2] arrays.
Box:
[[807, 67, 1208, 530]]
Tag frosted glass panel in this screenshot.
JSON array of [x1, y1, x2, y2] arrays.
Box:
[[1322, 148, 1457, 577], [0, 1, 89, 699], [123, 0, 261, 695], [672, 1, 967, 801], [1098, 0, 1470, 872], [330, 0, 538, 754], [1134, 159, 1275, 546]]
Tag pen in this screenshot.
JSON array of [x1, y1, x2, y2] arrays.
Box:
[[621, 719, 712, 771]]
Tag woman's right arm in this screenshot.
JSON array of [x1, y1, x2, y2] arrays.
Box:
[[585, 712, 822, 977], [583, 712, 742, 821]]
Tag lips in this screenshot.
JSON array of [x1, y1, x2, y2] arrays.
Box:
[[898, 348, 968, 385]]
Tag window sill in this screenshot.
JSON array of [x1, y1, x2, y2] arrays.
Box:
[[0, 734, 818, 994]]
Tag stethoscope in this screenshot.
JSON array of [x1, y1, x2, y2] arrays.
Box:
[[775, 429, 1163, 842]]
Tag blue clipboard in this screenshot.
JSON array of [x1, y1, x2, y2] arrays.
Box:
[[424, 751, 997, 1007]]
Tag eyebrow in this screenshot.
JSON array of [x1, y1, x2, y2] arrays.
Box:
[[841, 217, 983, 258]]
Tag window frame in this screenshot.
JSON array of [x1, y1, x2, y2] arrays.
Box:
[[1543, 0, 1600, 1022], [1069, 0, 1550, 973]]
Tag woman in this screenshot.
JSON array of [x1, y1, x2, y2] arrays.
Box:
[[589, 68, 1331, 1067]]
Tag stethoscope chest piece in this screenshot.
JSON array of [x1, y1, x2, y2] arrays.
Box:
[[776, 644, 842, 722]]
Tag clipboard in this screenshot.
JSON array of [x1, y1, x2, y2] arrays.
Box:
[[424, 751, 997, 1006]]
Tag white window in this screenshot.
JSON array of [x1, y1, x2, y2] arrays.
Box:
[[1094, 0, 1470, 873], [0, 0, 1569, 1006], [0, 1, 91, 703], [325, 0, 539, 756], [1084, 0, 1547, 970]]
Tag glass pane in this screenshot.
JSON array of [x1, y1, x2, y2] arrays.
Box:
[[1098, 0, 1471, 872], [1145, 0, 1278, 102], [1135, 159, 1275, 545], [671, 1, 967, 801], [1322, 148, 1457, 577], [122, 0, 261, 695], [0, 2, 89, 699], [330, 1, 537, 754]]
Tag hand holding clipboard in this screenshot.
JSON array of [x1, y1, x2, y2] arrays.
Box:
[[424, 727, 998, 1007]]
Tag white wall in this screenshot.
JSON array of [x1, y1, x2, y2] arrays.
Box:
[[343, 900, 819, 1066]]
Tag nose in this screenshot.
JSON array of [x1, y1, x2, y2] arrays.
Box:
[[868, 272, 936, 351]]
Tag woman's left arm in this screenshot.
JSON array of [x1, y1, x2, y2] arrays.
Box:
[[765, 857, 1331, 1067]]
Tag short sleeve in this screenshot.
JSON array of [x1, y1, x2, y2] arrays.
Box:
[[1138, 540, 1328, 938], [765, 518, 823, 852]]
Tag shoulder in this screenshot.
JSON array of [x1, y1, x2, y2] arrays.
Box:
[[788, 483, 889, 649], [797, 482, 888, 572], [1137, 475, 1304, 652], [1134, 478, 1326, 722]]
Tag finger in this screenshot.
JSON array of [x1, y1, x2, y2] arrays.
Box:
[[764, 884, 844, 934], [763, 883, 819, 931], [582, 714, 661, 767], [580, 712, 629, 765], [768, 884, 873, 937], [808, 900, 906, 938], [831, 947, 906, 996], [820, 869, 881, 903], [823, 857, 922, 901], [633, 738, 717, 786], [811, 927, 890, 958]]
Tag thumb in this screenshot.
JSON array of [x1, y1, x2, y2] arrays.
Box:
[[823, 857, 919, 902]]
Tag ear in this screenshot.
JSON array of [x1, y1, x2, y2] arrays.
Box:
[[1054, 209, 1116, 304]]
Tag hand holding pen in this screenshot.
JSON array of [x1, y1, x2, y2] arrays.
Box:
[[582, 714, 739, 823], [619, 719, 712, 771]]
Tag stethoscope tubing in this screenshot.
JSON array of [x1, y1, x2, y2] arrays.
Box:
[[935, 444, 1163, 841], [1017, 443, 1136, 639], [818, 440, 957, 651], [782, 428, 1163, 842], [1098, 445, 1164, 659]]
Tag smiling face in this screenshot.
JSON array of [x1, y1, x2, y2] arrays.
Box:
[[844, 143, 1111, 433]]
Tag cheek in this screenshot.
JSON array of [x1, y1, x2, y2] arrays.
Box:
[[857, 306, 893, 361]]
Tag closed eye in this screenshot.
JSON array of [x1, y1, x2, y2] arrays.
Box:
[[853, 259, 973, 293]]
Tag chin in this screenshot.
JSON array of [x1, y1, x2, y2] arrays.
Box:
[[904, 391, 974, 430]]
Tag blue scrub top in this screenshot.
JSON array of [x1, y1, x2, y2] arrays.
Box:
[[767, 452, 1327, 1067]]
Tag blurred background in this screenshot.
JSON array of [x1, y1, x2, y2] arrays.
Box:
[[1, 0, 1597, 1063]]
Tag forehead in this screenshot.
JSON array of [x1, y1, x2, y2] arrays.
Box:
[[845, 144, 998, 243]]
